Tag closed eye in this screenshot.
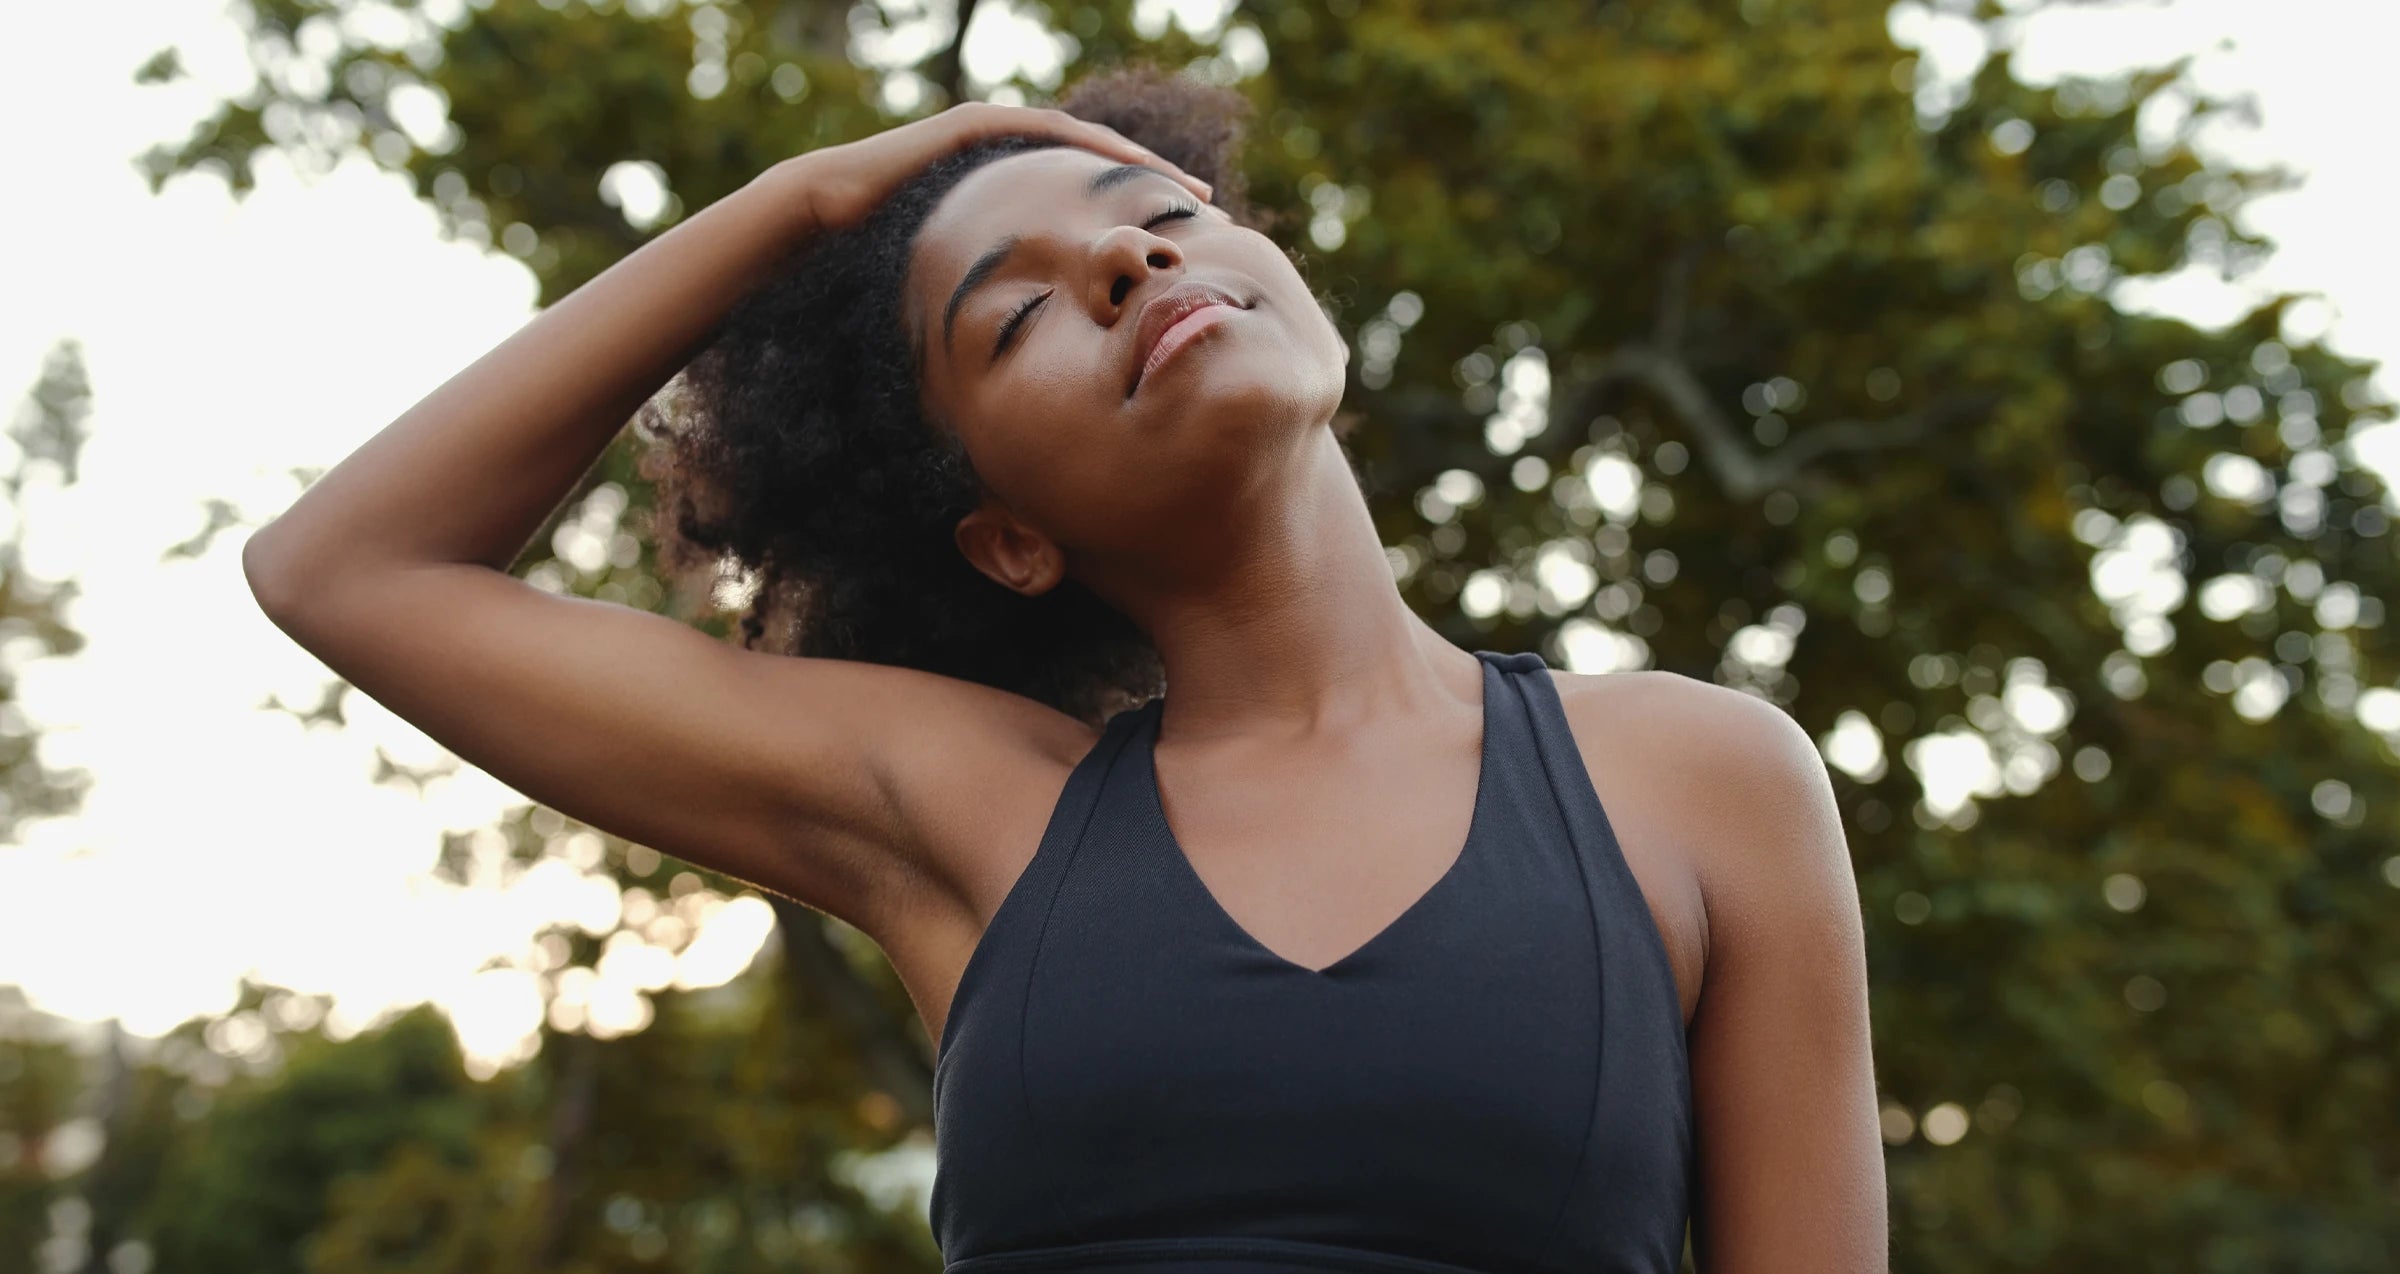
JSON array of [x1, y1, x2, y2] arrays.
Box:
[[991, 200, 1204, 361]]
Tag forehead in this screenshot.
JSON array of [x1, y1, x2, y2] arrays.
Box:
[[907, 146, 1117, 315]]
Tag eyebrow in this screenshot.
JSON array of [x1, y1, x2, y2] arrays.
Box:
[[938, 162, 1186, 358]]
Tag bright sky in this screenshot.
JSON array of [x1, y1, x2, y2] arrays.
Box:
[[1, 0, 2395, 1079]]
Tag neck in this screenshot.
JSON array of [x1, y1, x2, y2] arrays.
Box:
[[1100, 425, 1479, 743]]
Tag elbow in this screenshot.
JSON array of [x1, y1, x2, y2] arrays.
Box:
[[242, 527, 308, 620]]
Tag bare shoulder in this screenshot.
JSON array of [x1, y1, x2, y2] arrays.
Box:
[[1550, 665, 1805, 742], [1570, 674, 1882, 1270], [1548, 666, 1824, 819], [1542, 666, 1838, 1011]]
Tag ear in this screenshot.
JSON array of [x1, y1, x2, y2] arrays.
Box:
[[954, 494, 1065, 597]]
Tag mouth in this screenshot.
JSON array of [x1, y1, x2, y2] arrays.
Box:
[[1126, 281, 1249, 398]]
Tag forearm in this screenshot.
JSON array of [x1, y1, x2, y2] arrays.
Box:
[[244, 155, 825, 596]]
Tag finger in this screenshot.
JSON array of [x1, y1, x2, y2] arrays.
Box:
[[1167, 166, 1216, 202], [1062, 119, 1152, 167], [1073, 123, 1214, 200], [981, 107, 1215, 202], [1037, 112, 1208, 195]]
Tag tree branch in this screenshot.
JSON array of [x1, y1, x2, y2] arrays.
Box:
[[1654, 243, 1698, 357], [925, 0, 985, 105], [1366, 345, 1989, 506], [534, 1030, 600, 1269], [1568, 346, 1995, 500]]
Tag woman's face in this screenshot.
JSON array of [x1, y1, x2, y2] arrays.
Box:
[[904, 145, 1348, 592]]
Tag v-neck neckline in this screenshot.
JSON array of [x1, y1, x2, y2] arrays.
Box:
[[1133, 650, 1499, 978]]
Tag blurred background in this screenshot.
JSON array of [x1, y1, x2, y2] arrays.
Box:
[[4, 0, 2397, 1269]]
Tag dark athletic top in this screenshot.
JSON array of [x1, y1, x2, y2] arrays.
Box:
[[930, 649, 1695, 1274]]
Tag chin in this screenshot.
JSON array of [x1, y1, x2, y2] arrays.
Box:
[[1170, 367, 1341, 443]]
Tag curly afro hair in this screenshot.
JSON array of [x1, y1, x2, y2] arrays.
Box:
[[637, 62, 1285, 730]]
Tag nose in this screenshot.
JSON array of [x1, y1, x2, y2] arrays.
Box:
[[1083, 223, 1183, 322]]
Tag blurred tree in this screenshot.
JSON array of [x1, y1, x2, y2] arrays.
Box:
[[0, 339, 120, 1270], [0, 991, 89, 1265], [132, 0, 2400, 1270], [1, 339, 98, 845], [141, 1004, 486, 1272]]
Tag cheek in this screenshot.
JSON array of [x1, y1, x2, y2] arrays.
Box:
[[955, 396, 1090, 516], [1011, 342, 1110, 406]]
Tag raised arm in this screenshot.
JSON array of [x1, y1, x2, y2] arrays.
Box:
[[241, 105, 1207, 937]]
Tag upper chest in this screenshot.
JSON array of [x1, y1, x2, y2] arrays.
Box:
[[888, 668, 1709, 1055]]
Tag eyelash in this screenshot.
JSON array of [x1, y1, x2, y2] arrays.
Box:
[[993, 199, 1203, 359]]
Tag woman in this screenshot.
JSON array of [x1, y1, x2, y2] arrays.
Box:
[[244, 62, 1884, 1274]]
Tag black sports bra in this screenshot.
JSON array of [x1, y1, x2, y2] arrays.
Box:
[[929, 650, 1694, 1273]]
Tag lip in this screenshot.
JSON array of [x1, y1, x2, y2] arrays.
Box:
[[1127, 281, 1247, 397]]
